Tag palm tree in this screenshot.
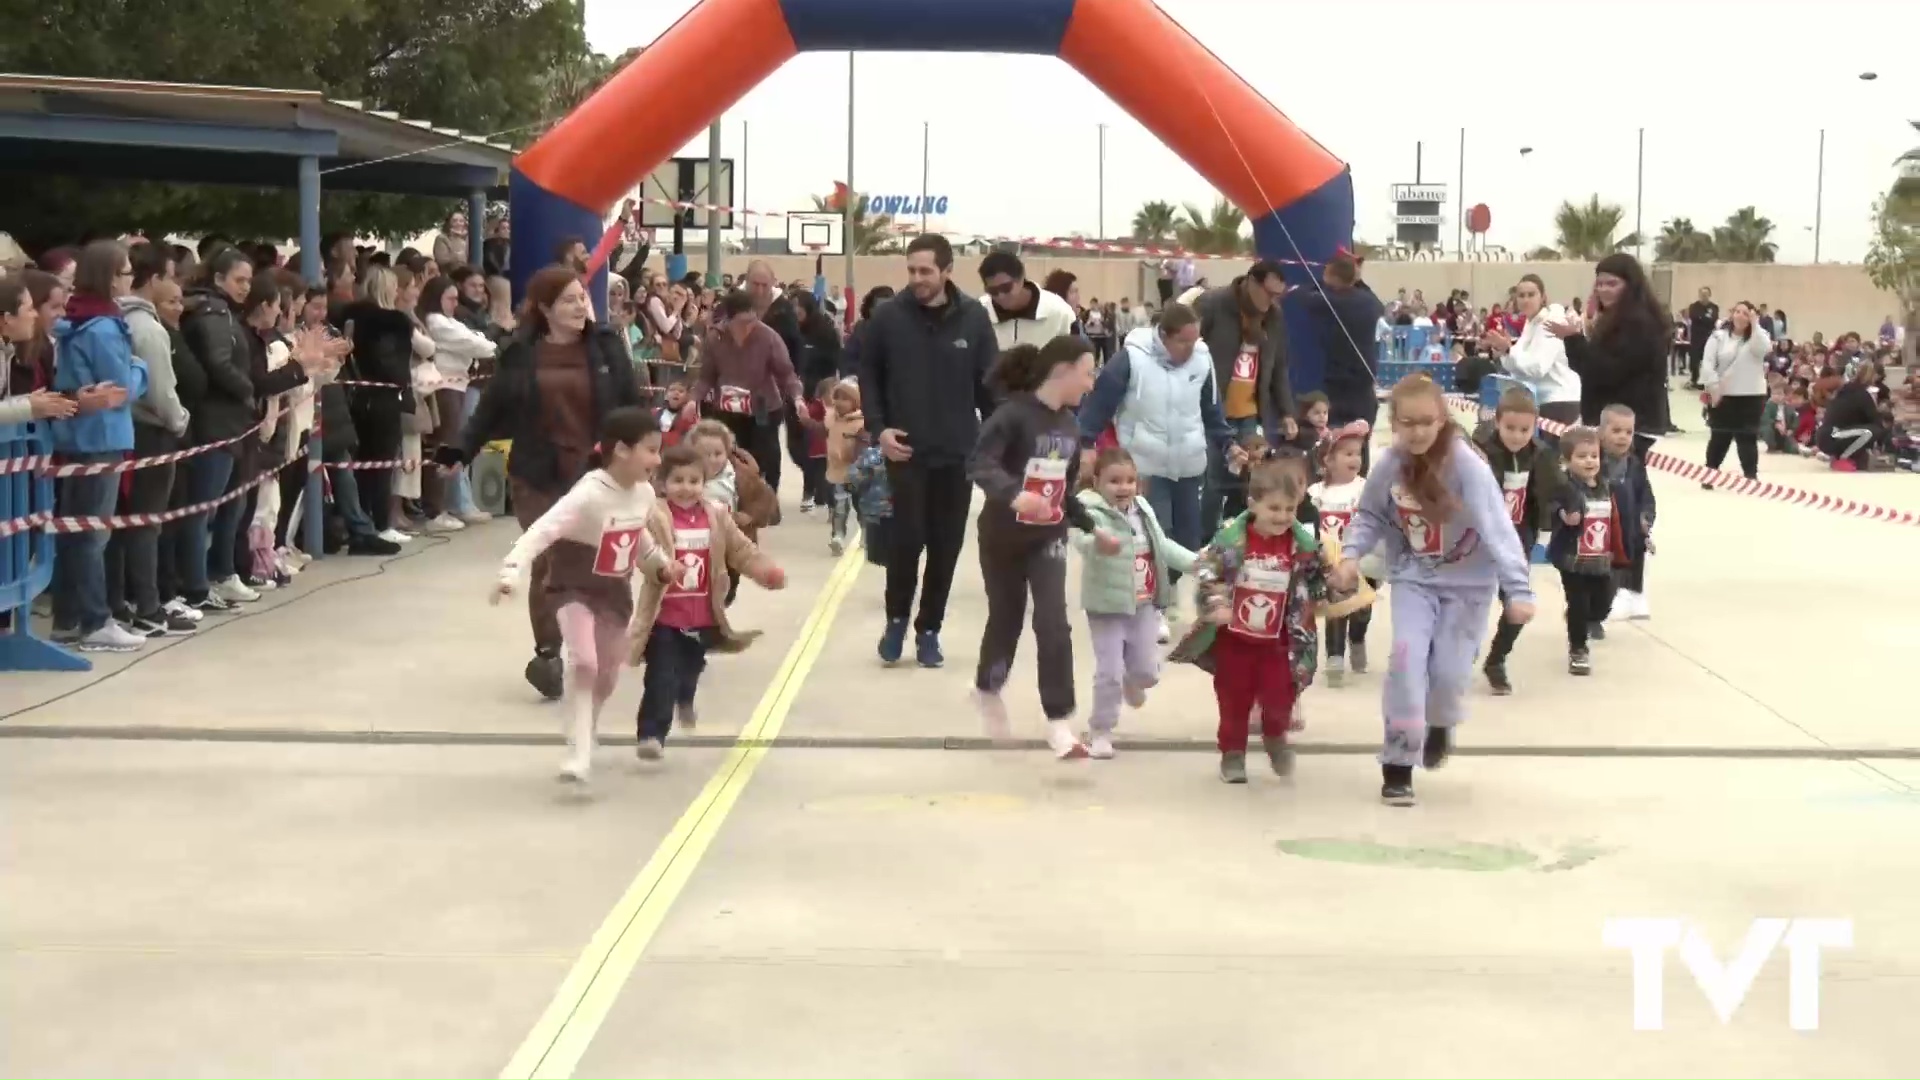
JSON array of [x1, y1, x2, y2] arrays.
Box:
[[1176, 198, 1252, 255], [1552, 196, 1639, 259], [1711, 206, 1778, 263], [1654, 217, 1715, 262], [810, 192, 898, 254], [1524, 245, 1563, 261], [1131, 200, 1179, 242]]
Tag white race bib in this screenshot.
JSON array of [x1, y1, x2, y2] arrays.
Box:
[[668, 527, 711, 597], [1577, 497, 1613, 559], [1016, 457, 1067, 525], [1229, 561, 1289, 640], [1501, 470, 1529, 526], [1392, 485, 1443, 556], [592, 515, 649, 578]]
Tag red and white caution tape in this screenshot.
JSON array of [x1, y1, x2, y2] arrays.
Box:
[[1438, 391, 1920, 528], [629, 195, 1320, 264], [1, 449, 302, 538], [0, 407, 283, 479]]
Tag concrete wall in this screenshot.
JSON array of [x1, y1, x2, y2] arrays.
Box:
[[633, 253, 1904, 342]]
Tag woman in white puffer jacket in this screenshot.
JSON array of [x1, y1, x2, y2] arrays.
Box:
[[1699, 300, 1772, 483], [419, 274, 497, 523], [1486, 273, 1582, 429]]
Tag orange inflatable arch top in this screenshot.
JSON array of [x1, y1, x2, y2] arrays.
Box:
[[511, 0, 1354, 391]]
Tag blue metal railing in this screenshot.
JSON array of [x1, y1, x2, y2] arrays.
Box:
[[1, 419, 90, 672]]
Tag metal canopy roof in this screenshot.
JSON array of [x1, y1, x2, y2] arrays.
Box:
[[0, 74, 514, 197]]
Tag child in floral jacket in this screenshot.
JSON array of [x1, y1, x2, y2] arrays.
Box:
[[1169, 455, 1327, 784]]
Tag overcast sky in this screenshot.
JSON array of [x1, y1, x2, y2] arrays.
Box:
[[584, 0, 1918, 262]]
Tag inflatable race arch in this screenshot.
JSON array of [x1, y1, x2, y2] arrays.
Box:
[[511, 0, 1355, 392]]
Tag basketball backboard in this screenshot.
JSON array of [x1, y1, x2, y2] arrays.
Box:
[[786, 211, 845, 256], [637, 157, 735, 230]]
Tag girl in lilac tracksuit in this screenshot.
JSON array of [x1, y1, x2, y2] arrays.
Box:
[[1332, 377, 1536, 807]]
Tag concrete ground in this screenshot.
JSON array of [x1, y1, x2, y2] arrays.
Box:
[[3, 387, 1916, 1078]]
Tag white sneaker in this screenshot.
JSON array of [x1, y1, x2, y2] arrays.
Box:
[[457, 509, 493, 524], [1122, 677, 1149, 709], [377, 528, 413, 544], [557, 760, 590, 783], [635, 737, 665, 761], [211, 576, 259, 604], [1325, 655, 1347, 688], [1606, 589, 1633, 622], [675, 703, 698, 732], [427, 513, 466, 532], [1088, 732, 1116, 759], [1156, 614, 1171, 644], [1628, 590, 1652, 620], [164, 598, 204, 624], [78, 621, 147, 653], [1045, 718, 1089, 760], [973, 689, 1012, 743]]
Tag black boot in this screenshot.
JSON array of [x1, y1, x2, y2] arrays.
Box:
[[1423, 726, 1452, 770], [524, 648, 564, 700], [1483, 658, 1513, 696], [1381, 763, 1416, 806]]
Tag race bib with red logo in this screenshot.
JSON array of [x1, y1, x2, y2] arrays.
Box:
[[1015, 457, 1068, 525], [592, 515, 650, 577], [667, 527, 712, 598], [717, 385, 753, 415], [1230, 560, 1290, 640], [1501, 470, 1529, 526], [1232, 346, 1257, 382], [1392, 485, 1443, 556], [1577, 497, 1613, 559], [1318, 509, 1352, 547], [1133, 548, 1157, 603]]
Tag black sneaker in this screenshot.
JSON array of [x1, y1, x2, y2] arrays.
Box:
[[525, 650, 564, 700], [1569, 649, 1592, 676], [915, 629, 944, 668], [349, 535, 403, 556], [877, 618, 908, 664], [128, 613, 173, 638], [1381, 764, 1417, 807], [1484, 659, 1513, 696], [190, 593, 234, 614], [1588, 621, 1606, 641], [160, 609, 197, 633], [1422, 726, 1452, 770]]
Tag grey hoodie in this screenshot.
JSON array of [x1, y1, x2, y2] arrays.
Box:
[[118, 295, 190, 436]]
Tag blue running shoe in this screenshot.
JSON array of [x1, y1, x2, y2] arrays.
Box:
[[878, 618, 908, 664]]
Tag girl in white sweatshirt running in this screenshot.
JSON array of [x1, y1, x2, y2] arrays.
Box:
[[495, 407, 671, 782]]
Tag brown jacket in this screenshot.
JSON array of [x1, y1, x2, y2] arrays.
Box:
[[627, 499, 772, 664], [730, 447, 781, 534], [826, 408, 864, 484]]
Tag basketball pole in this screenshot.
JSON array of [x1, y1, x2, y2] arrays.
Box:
[[844, 52, 856, 299], [706, 119, 723, 287]]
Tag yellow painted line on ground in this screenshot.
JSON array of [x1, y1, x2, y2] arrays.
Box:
[[500, 539, 865, 1080]]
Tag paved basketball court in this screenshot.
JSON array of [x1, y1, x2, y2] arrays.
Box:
[[4, 397, 1917, 1078]]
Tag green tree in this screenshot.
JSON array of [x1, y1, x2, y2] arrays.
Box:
[[1524, 245, 1563, 261], [1176, 198, 1251, 255], [1654, 217, 1715, 262], [1551, 196, 1639, 260], [809, 193, 898, 254], [0, 0, 595, 249], [1130, 200, 1179, 242], [1710, 206, 1778, 263], [1864, 191, 1920, 365]]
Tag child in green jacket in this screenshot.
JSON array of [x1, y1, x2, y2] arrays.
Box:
[[1073, 447, 1197, 759], [1169, 455, 1327, 784]]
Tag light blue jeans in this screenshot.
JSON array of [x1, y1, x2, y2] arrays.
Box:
[[442, 386, 480, 515]]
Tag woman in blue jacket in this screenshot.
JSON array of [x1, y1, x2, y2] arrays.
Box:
[[50, 240, 149, 653]]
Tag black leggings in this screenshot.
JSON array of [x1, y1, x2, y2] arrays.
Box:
[[975, 534, 1075, 720], [1562, 572, 1614, 650], [1705, 431, 1759, 480]]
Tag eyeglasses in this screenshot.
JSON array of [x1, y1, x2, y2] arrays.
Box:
[[984, 279, 1019, 297]]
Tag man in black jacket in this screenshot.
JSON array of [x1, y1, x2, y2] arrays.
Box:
[[1685, 286, 1719, 389], [857, 234, 999, 668], [1297, 255, 1386, 471]]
